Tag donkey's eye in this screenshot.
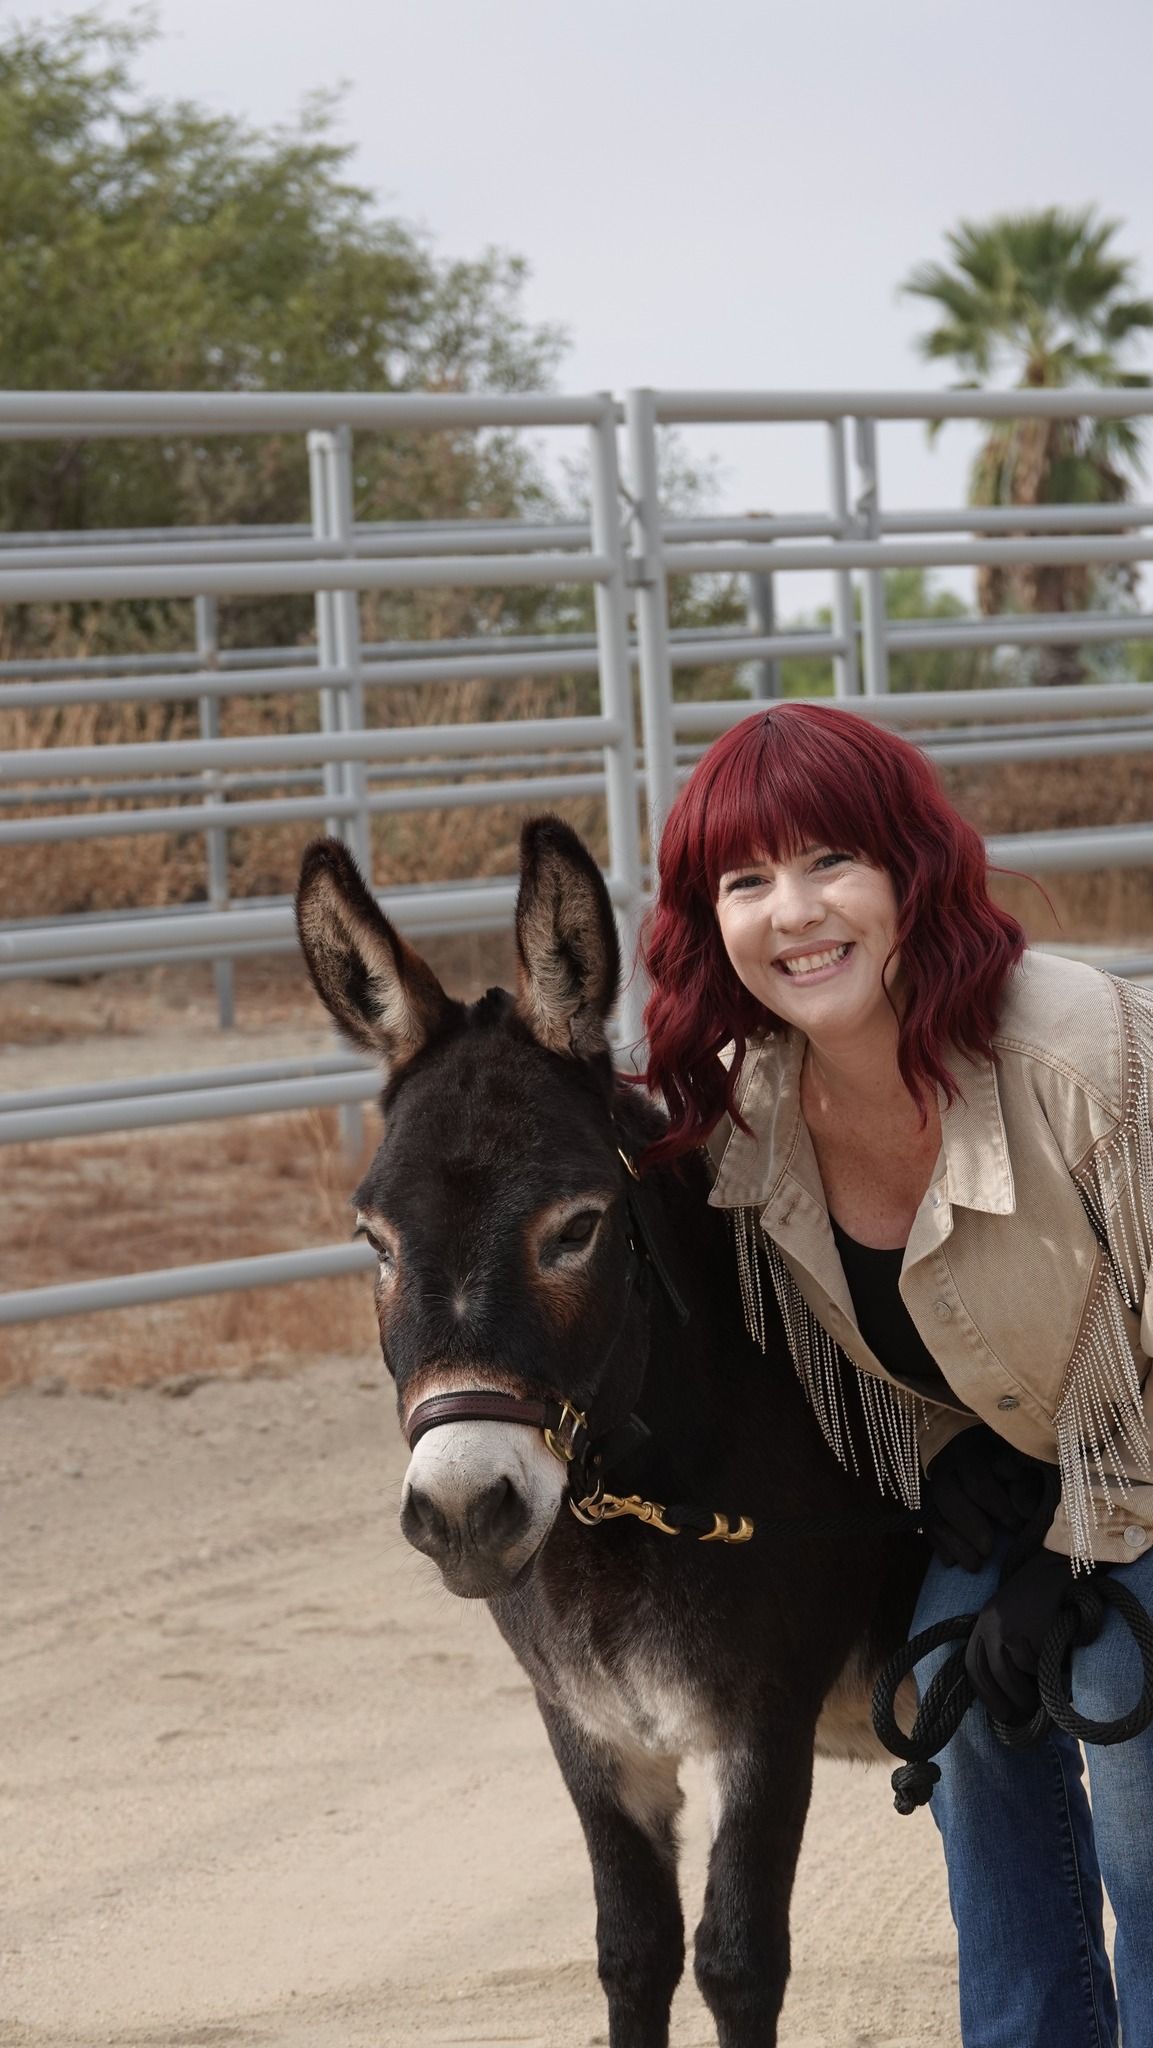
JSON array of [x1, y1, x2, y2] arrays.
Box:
[[548, 1210, 602, 1257], [355, 1220, 394, 1265]]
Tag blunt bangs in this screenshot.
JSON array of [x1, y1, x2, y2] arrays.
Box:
[[695, 711, 893, 899]]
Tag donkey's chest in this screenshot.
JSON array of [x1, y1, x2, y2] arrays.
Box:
[[530, 1610, 718, 1757]]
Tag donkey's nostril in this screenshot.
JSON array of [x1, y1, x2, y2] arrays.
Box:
[[469, 1476, 529, 1552], [401, 1486, 448, 1555]]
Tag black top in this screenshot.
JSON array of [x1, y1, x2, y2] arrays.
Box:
[[829, 1216, 968, 1412]]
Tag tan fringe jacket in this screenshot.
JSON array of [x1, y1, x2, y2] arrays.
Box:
[[705, 949, 1153, 1571]]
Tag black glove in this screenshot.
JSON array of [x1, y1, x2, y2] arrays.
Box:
[[924, 1424, 1051, 1572], [964, 1548, 1077, 1724]]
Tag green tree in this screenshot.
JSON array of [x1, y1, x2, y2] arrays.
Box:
[[0, 12, 568, 655], [903, 208, 1153, 684]]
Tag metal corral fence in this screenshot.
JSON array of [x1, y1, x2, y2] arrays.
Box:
[[5, 384, 1153, 1327]]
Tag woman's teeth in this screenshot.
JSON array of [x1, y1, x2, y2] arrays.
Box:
[[779, 943, 851, 977]]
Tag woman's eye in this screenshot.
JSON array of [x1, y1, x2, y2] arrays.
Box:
[[814, 851, 851, 870]]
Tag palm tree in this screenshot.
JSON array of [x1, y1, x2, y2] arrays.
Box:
[[903, 208, 1153, 682]]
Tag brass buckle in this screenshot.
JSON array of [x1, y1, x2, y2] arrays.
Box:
[[543, 1399, 586, 1466]]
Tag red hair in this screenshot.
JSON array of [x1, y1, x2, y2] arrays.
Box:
[[641, 702, 1025, 1168]]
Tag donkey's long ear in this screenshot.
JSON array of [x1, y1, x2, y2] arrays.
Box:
[[514, 817, 621, 1059], [295, 837, 453, 1067]]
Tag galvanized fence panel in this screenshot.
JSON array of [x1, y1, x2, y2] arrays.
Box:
[[6, 385, 1153, 1326]]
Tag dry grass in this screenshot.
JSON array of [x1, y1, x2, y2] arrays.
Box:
[[942, 750, 1153, 941], [0, 1109, 383, 1394], [1, 670, 607, 918]]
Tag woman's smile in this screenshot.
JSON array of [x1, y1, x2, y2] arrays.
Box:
[[773, 940, 855, 984]]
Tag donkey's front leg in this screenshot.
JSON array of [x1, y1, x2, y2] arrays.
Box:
[[693, 1723, 817, 2047], [538, 1698, 685, 2048]]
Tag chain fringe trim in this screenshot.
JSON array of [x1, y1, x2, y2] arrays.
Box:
[[1062, 976, 1153, 1568], [731, 1207, 924, 1510]]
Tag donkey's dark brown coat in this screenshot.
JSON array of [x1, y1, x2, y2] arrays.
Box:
[[294, 820, 923, 2048]]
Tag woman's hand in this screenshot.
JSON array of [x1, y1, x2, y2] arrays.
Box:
[[924, 1424, 1051, 1571], [964, 1549, 1077, 1724]]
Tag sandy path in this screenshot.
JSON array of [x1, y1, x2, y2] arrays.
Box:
[[0, 1355, 960, 2048]]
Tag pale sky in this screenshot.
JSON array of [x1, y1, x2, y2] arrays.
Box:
[[132, 0, 1153, 618]]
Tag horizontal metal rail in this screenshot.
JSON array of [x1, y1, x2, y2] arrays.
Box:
[[0, 869, 631, 967], [0, 749, 629, 806], [0, 643, 606, 713], [0, 769, 617, 845], [882, 504, 1153, 535], [0, 1068, 383, 1145], [885, 614, 1153, 653], [0, 1242, 378, 1326], [0, 550, 613, 605], [0, 524, 598, 572], [986, 823, 1153, 872], [0, 1051, 371, 1115], [0, 390, 616, 430], [663, 536, 1153, 577], [0, 624, 608, 680], [651, 388, 1153, 422], [672, 683, 1153, 733], [0, 713, 622, 782], [0, 935, 298, 981]]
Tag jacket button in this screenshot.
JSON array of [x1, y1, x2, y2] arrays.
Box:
[[930, 1193, 942, 1209], [997, 1395, 1019, 1412], [1123, 1525, 1148, 1549], [933, 1300, 952, 1322]]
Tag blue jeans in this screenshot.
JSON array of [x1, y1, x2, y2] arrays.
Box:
[[911, 1542, 1153, 2048]]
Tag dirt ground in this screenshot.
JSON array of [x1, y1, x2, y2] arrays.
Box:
[[1, 1355, 962, 2048]]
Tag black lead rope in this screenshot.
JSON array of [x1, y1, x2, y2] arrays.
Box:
[[871, 1575, 1153, 1815]]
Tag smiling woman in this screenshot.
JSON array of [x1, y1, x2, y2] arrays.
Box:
[[640, 701, 1153, 2048]]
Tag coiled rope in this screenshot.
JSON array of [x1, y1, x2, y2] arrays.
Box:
[[871, 1575, 1153, 1815]]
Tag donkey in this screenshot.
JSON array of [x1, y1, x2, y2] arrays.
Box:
[[294, 819, 923, 2048]]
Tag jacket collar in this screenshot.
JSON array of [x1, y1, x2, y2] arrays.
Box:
[[707, 1026, 1015, 1220]]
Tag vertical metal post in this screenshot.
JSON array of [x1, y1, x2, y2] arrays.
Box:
[[308, 431, 348, 840], [588, 401, 646, 1065], [826, 420, 861, 697], [744, 567, 780, 699], [325, 425, 372, 878], [308, 428, 368, 1159], [624, 388, 677, 856], [854, 416, 889, 696], [195, 595, 235, 1030]]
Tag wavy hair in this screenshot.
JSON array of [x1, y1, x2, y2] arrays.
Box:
[[641, 702, 1026, 1168]]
